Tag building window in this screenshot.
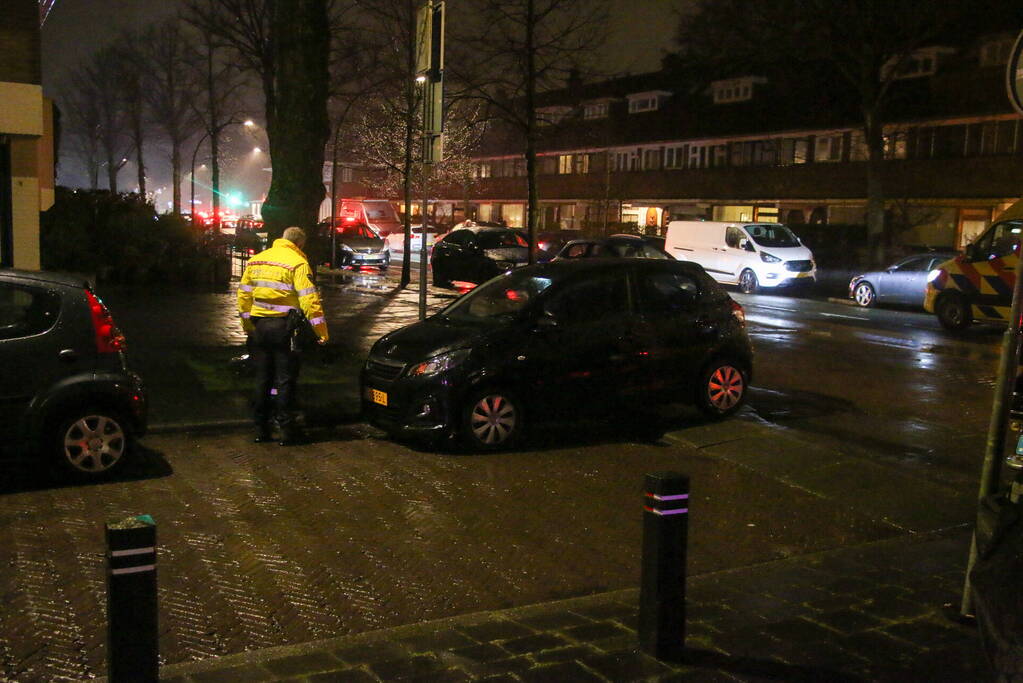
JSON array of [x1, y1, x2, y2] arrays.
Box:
[[882, 47, 952, 81], [340, 167, 354, 182], [883, 131, 908, 159], [583, 102, 609, 119], [711, 77, 764, 104], [981, 38, 1014, 67], [478, 162, 492, 178], [778, 138, 808, 165], [664, 145, 687, 169], [574, 154, 590, 174], [814, 134, 843, 162], [643, 148, 661, 170], [558, 155, 573, 174]]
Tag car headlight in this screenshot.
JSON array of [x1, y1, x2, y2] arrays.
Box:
[[927, 268, 942, 283], [406, 349, 470, 378], [341, 243, 354, 252], [760, 252, 781, 263]]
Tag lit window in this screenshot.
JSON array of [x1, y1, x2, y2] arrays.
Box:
[[584, 102, 609, 119]]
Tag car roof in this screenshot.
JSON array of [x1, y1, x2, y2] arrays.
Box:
[[524, 257, 695, 277], [0, 268, 90, 289]]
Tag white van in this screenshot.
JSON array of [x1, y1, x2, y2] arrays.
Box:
[[664, 221, 816, 293]]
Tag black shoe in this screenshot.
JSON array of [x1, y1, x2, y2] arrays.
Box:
[[278, 429, 306, 446], [254, 426, 273, 443]]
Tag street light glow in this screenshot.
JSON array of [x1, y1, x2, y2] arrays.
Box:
[[253, 147, 262, 154], [244, 119, 255, 127], [415, 74, 427, 84]]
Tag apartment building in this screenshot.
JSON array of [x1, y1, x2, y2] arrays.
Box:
[[0, 0, 54, 269]]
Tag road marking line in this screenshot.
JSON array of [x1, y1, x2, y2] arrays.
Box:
[[820, 312, 870, 320]]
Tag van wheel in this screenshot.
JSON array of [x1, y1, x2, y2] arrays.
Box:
[[53, 408, 132, 479], [461, 388, 523, 451], [936, 293, 971, 331], [696, 360, 748, 419], [738, 270, 759, 294]]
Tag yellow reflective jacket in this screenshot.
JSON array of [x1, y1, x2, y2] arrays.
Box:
[[237, 238, 329, 342]]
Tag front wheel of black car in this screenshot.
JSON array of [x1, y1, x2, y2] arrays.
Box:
[[53, 408, 132, 479], [696, 360, 748, 419], [461, 388, 523, 451]]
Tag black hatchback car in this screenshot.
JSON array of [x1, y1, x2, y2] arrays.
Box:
[[431, 226, 530, 286], [554, 234, 673, 260], [361, 259, 752, 450], [0, 269, 147, 479]]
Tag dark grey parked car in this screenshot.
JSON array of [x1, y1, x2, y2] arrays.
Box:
[[0, 269, 147, 479], [849, 253, 956, 308]]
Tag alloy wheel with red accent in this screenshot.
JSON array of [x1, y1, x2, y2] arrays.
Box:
[[461, 388, 523, 451], [54, 408, 132, 479], [696, 360, 748, 419]]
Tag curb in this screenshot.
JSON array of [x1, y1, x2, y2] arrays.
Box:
[[825, 297, 858, 306], [148, 418, 251, 435]]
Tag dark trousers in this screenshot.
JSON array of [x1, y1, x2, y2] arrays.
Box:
[[250, 317, 301, 430]]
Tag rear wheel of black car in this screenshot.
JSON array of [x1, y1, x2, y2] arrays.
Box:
[[461, 388, 523, 451], [738, 269, 759, 294], [936, 292, 971, 331], [54, 408, 132, 479], [696, 360, 748, 419], [432, 263, 451, 287]]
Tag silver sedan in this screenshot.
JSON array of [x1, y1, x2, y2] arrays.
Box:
[[849, 252, 956, 307]]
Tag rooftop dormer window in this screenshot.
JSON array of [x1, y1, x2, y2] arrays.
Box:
[[882, 46, 954, 81], [536, 105, 573, 126], [583, 98, 614, 120], [981, 36, 1015, 67], [626, 91, 671, 114], [711, 77, 765, 104]]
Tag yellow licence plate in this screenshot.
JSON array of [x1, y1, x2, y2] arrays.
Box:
[[370, 389, 388, 406]]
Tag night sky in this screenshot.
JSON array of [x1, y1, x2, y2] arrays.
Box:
[[41, 0, 685, 195]]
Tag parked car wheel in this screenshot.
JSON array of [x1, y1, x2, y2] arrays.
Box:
[[696, 360, 748, 419], [461, 388, 523, 450], [54, 408, 132, 479], [936, 292, 971, 331], [853, 281, 876, 307], [738, 269, 759, 294]]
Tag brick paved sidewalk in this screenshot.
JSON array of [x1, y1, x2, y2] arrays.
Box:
[[144, 528, 986, 683]]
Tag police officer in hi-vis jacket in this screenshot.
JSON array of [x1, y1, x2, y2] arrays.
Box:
[[238, 226, 328, 445]]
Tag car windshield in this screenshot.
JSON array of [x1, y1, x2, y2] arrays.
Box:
[[338, 224, 378, 239], [478, 231, 528, 249], [744, 224, 800, 248], [440, 271, 554, 321]]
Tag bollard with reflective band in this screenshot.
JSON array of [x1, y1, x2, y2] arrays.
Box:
[[106, 514, 158, 682], [639, 472, 689, 661]]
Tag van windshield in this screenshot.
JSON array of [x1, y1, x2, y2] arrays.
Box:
[[745, 224, 800, 248]]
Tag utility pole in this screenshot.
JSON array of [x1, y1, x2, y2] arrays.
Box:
[[416, 0, 444, 320]]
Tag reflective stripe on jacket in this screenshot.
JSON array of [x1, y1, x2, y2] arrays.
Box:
[[237, 238, 329, 341]]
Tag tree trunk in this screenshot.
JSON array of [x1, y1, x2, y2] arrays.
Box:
[[172, 140, 182, 214], [135, 140, 146, 197], [107, 152, 118, 194], [525, 0, 537, 265], [262, 0, 330, 246], [864, 110, 886, 265]]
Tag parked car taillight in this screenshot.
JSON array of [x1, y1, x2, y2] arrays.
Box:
[[730, 299, 745, 326], [85, 290, 126, 353]]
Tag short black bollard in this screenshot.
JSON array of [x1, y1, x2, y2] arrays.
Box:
[[638, 472, 689, 661], [106, 515, 158, 682]]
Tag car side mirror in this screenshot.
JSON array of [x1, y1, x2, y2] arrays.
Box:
[[965, 244, 977, 260], [744, 240, 756, 252]]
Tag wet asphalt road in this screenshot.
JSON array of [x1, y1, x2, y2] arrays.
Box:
[[0, 271, 1003, 680]]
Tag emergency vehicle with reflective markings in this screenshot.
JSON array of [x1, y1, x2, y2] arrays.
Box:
[[924, 205, 1023, 330]]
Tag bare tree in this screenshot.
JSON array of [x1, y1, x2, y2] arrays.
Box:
[[143, 19, 201, 214], [675, 0, 973, 263], [183, 4, 248, 227], [81, 46, 131, 193], [115, 31, 151, 196], [62, 72, 103, 189], [451, 0, 611, 264]]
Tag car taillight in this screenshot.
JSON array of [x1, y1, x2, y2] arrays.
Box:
[[730, 299, 745, 326], [85, 290, 126, 353]]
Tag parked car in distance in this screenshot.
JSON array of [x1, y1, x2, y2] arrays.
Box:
[[361, 259, 752, 450], [385, 224, 439, 255], [431, 226, 531, 287], [0, 269, 147, 480], [536, 230, 585, 256], [320, 221, 390, 270], [665, 221, 816, 293], [849, 252, 957, 308], [451, 220, 506, 230], [554, 234, 673, 260]]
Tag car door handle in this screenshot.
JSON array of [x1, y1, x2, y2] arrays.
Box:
[[59, 348, 78, 362]]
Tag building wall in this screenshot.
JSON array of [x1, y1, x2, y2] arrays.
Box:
[[0, 0, 48, 270]]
